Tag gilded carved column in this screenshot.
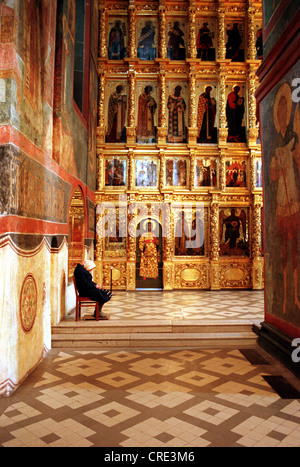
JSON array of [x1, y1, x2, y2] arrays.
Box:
[[128, 5, 136, 59], [188, 5, 197, 59], [99, 7, 107, 58], [159, 150, 165, 191], [97, 71, 105, 145], [128, 149, 135, 191], [158, 68, 167, 144], [217, 2, 226, 60], [188, 64, 197, 145], [95, 202, 105, 285], [218, 66, 227, 143], [210, 195, 220, 290], [127, 200, 136, 290], [97, 151, 103, 191], [248, 65, 259, 146], [252, 194, 263, 289], [158, 4, 167, 59], [126, 66, 136, 144], [219, 150, 226, 191], [247, 4, 256, 61], [162, 200, 173, 290], [190, 149, 196, 190]]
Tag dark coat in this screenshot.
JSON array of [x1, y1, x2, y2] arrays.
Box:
[[74, 264, 112, 303]]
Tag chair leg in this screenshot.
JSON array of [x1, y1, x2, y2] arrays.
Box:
[[95, 303, 100, 321], [75, 304, 79, 322]]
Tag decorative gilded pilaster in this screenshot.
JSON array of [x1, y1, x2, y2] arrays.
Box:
[[158, 4, 167, 59], [127, 200, 136, 289], [188, 5, 197, 59], [97, 71, 105, 144], [95, 202, 105, 285], [157, 68, 167, 144], [219, 150, 226, 191], [128, 149, 135, 191], [126, 66, 136, 144], [250, 150, 256, 192], [218, 66, 227, 143], [190, 150, 196, 190], [159, 150, 165, 191], [99, 7, 107, 58], [188, 64, 198, 145], [210, 194, 220, 289], [162, 200, 173, 289], [248, 65, 259, 146], [247, 3, 256, 61], [252, 194, 264, 289], [97, 151, 103, 191], [217, 2, 226, 60], [128, 5, 136, 59]]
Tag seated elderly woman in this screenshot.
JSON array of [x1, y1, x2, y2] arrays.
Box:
[[74, 260, 112, 320]]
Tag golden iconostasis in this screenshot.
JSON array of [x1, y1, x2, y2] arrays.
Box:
[[95, 0, 263, 291]]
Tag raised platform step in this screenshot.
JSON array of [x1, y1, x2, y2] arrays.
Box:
[[51, 319, 258, 349]]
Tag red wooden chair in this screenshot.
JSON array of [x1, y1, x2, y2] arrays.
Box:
[[73, 276, 102, 321]]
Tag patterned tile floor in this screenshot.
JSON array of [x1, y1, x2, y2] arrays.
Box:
[[1, 347, 300, 447], [66, 289, 265, 323], [1, 290, 300, 448]]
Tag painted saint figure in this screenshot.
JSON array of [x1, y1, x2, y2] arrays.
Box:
[[225, 23, 242, 61], [106, 85, 127, 142], [197, 86, 217, 143], [108, 20, 126, 60], [138, 21, 156, 60], [167, 86, 186, 143], [270, 83, 300, 313], [139, 222, 159, 280], [197, 22, 214, 61], [136, 86, 157, 143], [167, 21, 185, 60], [226, 85, 245, 142]]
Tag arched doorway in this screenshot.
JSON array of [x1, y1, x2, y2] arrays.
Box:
[[136, 218, 163, 289], [68, 187, 85, 279]]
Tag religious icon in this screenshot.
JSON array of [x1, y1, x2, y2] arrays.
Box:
[[137, 20, 156, 60], [225, 22, 244, 62], [226, 159, 247, 187], [195, 159, 217, 187], [106, 85, 127, 143], [167, 86, 187, 143], [196, 21, 215, 61], [105, 158, 127, 186], [135, 159, 158, 187], [270, 82, 300, 313], [167, 21, 186, 60], [136, 85, 157, 143], [138, 220, 159, 280], [197, 85, 217, 143], [175, 210, 205, 256], [219, 208, 249, 256], [108, 20, 127, 60], [165, 158, 187, 187], [226, 85, 246, 142]]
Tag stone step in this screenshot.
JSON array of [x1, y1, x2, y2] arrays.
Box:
[[51, 330, 257, 349], [52, 319, 256, 335]]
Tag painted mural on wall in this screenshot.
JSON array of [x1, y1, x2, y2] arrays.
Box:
[[261, 62, 300, 326]]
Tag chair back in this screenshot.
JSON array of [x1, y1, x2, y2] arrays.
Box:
[[73, 276, 79, 297]]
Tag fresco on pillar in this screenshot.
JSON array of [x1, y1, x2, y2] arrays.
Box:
[[261, 61, 300, 326]]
